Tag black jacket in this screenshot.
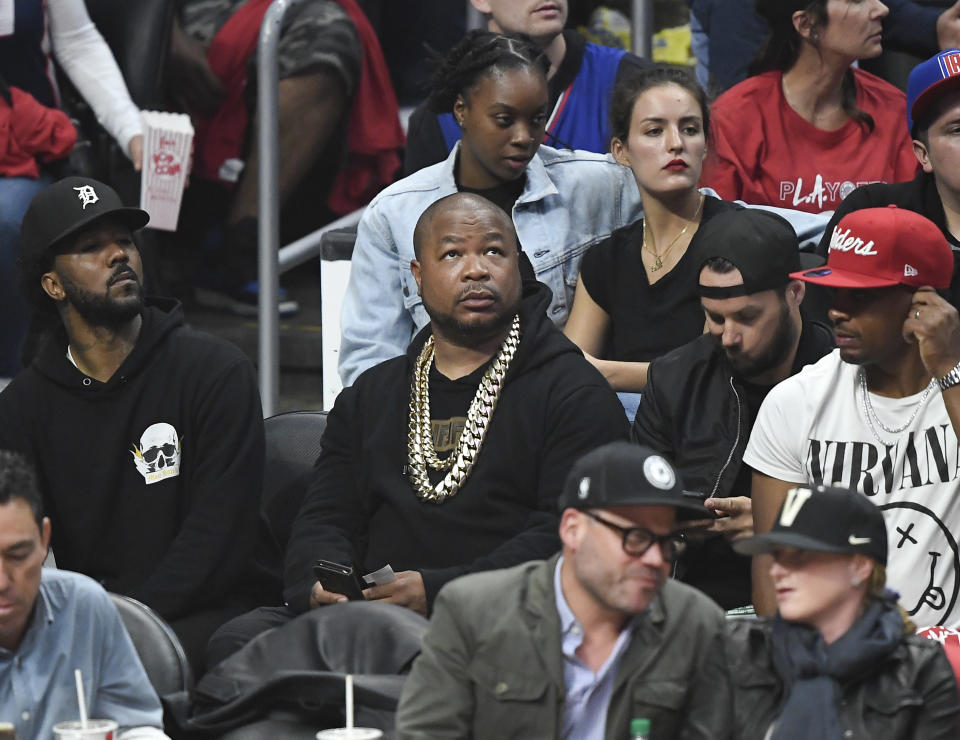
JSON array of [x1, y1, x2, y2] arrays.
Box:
[[0, 299, 265, 620], [726, 618, 960, 739], [632, 316, 834, 608], [284, 282, 628, 613], [633, 316, 834, 500], [816, 172, 960, 309]]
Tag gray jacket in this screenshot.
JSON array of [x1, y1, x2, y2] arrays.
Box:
[[396, 554, 731, 740]]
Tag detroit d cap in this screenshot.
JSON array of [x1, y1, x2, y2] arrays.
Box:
[[907, 49, 960, 134], [21, 176, 150, 261], [696, 208, 801, 300], [558, 441, 711, 518], [734, 484, 887, 565], [791, 206, 951, 290]]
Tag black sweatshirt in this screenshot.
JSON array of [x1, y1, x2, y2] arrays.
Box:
[[283, 282, 628, 613], [0, 299, 265, 620]]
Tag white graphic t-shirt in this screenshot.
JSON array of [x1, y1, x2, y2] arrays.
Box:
[[745, 350, 960, 629]]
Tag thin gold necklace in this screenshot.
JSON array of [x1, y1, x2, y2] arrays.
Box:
[[642, 194, 705, 272]]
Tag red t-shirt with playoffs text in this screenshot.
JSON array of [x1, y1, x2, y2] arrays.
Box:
[[702, 69, 917, 213]]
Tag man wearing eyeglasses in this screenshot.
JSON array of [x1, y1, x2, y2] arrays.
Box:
[[397, 441, 731, 740]]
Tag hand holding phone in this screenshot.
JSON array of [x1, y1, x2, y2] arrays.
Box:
[[312, 559, 366, 601]]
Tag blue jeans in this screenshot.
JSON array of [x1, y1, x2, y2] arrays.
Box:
[[0, 175, 50, 377]]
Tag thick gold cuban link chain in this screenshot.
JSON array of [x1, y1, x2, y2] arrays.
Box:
[[407, 315, 521, 503]]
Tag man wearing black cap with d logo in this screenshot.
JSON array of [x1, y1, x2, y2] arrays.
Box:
[[0, 177, 271, 671], [398, 442, 730, 740], [633, 208, 834, 613]]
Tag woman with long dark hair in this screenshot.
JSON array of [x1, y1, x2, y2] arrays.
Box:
[[564, 64, 740, 392], [728, 484, 960, 739], [702, 0, 916, 214]]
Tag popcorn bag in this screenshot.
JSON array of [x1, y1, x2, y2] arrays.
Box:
[[139, 111, 193, 231]]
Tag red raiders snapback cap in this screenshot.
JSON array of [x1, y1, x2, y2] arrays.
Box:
[[791, 206, 952, 290]]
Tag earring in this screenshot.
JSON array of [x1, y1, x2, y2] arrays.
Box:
[[851, 576, 862, 587]]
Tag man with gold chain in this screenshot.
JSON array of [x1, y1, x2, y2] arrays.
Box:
[[205, 192, 627, 666]]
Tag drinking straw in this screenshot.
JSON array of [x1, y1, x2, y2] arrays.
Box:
[[74, 669, 88, 728], [345, 674, 354, 729]]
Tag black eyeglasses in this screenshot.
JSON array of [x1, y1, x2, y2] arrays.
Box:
[[584, 511, 687, 562]]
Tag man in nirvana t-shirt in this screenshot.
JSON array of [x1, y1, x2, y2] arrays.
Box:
[[745, 206, 960, 629]]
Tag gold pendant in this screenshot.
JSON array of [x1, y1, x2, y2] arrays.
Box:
[[652, 255, 663, 271]]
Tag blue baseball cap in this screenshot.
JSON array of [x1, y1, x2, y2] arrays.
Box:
[[907, 49, 960, 135]]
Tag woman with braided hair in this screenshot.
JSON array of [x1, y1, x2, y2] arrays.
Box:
[[338, 29, 642, 386], [702, 0, 917, 213]]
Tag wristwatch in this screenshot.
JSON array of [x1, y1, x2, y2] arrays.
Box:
[[937, 360, 960, 392]]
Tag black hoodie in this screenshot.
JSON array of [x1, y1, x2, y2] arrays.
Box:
[[0, 299, 264, 621], [284, 282, 628, 613]]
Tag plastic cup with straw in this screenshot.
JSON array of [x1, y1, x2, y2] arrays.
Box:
[[51, 669, 119, 739], [314, 674, 383, 740]]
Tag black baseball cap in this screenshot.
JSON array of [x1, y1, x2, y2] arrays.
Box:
[[734, 484, 888, 565], [558, 442, 712, 519], [696, 208, 801, 299], [21, 176, 150, 260]]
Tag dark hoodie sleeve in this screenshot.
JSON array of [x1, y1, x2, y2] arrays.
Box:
[[127, 355, 264, 619], [631, 359, 675, 456], [0, 381, 32, 453], [282, 382, 364, 613], [418, 373, 629, 605]]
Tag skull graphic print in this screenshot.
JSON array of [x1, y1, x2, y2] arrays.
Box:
[[131, 422, 182, 484]]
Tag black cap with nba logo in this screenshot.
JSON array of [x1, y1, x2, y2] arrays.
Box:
[[20, 176, 150, 262], [734, 484, 888, 565]]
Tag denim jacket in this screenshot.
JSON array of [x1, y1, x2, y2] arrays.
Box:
[[337, 143, 643, 386]]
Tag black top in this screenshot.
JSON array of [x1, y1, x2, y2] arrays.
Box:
[[632, 314, 836, 610], [283, 282, 629, 614], [403, 30, 646, 176], [578, 196, 741, 362], [457, 174, 526, 218], [817, 171, 960, 310]]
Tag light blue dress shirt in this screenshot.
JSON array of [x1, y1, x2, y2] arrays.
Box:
[[0, 569, 164, 738], [554, 557, 636, 740]]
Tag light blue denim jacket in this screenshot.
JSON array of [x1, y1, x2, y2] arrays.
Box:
[[338, 143, 643, 386]]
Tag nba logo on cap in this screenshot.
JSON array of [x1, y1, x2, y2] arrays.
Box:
[[939, 52, 960, 78], [908, 49, 960, 133]]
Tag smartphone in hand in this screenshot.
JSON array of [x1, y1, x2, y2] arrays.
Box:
[[312, 559, 366, 600]]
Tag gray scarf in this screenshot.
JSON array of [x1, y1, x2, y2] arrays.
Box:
[[769, 590, 904, 740]]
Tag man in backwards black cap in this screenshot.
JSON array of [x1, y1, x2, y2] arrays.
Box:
[[398, 441, 730, 740], [0, 176, 272, 672], [632, 208, 834, 612]]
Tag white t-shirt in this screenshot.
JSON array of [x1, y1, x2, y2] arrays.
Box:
[[745, 350, 960, 629]]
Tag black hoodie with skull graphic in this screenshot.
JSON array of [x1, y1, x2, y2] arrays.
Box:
[[0, 298, 267, 623]]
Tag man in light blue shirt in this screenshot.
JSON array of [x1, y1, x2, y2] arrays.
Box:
[[0, 450, 168, 739]]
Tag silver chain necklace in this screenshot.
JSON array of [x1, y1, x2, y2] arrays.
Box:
[[857, 367, 936, 447]]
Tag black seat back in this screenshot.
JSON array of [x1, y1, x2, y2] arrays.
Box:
[[108, 592, 193, 697], [263, 411, 328, 554]]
